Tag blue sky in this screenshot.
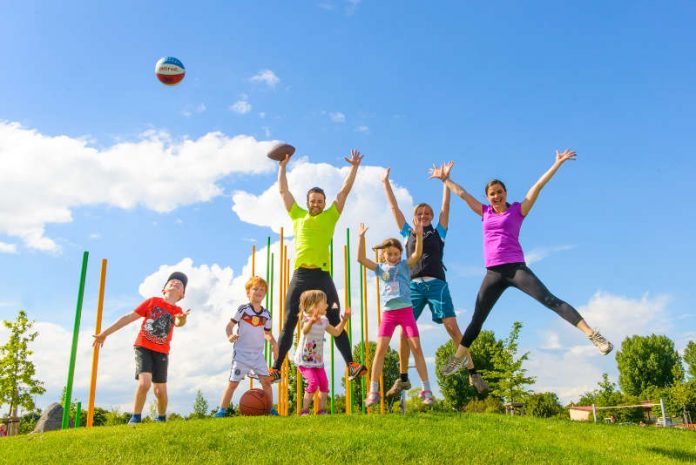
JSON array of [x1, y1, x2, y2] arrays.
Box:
[[1, 1, 694, 415]]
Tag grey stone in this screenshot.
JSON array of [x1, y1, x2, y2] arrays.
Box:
[[32, 403, 71, 433]]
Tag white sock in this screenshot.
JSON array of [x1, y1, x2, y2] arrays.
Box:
[[422, 380, 431, 391], [370, 381, 379, 392]]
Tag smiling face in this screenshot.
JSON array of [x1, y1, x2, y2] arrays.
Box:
[[486, 182, 508, 212], [307, 191, 326, 216], [247, 285, 267, 305], [382, 245, 402, 266], [413, 204, 434, 227], [313, 297, 328, 316], [162, 279, 185, 302]]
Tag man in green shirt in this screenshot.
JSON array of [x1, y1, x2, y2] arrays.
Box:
[[269, 149, 367, 382]]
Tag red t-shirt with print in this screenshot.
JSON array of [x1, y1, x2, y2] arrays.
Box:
[[133, 297, 183, 354]]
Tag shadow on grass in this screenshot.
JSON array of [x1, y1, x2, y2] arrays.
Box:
[[646, 447, 696, 463]]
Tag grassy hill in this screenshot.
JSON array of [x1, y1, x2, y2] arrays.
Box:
[[2, 413, 694, 464]]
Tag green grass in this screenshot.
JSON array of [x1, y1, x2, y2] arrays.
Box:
[[3, 414, 695, 465]]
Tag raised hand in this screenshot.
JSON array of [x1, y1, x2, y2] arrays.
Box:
[[429, 161, 453, 181], [344, 149, 364, 166], [358, 222, 368, 236], [342, 306, 352, 320], [555, 149, 576, 164], [92, 333, 106, 348], [412, 218, 424, 235], [381, 168, 390, 183], [279, 153, 291, 168]]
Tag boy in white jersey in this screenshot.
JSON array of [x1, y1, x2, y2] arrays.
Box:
[[214, 276, 279, 417]]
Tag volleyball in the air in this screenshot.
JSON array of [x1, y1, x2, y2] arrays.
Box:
[[155, 56, 185, 86]]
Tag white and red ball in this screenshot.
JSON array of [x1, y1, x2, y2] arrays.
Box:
[[155, 56, 185, 86]]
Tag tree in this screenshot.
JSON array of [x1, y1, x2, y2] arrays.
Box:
[[481, 322, 535, 403], [0, 310, 46, 427], [190, 389, 209, 419], [683, 341, 696, 380], [436, 329, 501, 411], [616, 334, 679, 396], [526, 392, 563, 418]]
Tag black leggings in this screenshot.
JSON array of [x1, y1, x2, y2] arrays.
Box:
[[461, 262, 583, 347], [272, 268, 354, 370]]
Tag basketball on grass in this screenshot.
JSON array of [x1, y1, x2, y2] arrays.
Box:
[[155, 56, 186, 86], [239, 388, 270, 416]]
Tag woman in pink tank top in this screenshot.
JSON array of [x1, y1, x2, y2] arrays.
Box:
[[429, 149, 613, 384]]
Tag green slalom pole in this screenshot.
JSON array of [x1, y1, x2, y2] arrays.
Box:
[[329, 239, 335, 414], [359, 263, 366, 413], [264, 236, 271, 361], [345, 229, 353, 413], [74, 401, 82, 428], [62, 251, 89, 429]]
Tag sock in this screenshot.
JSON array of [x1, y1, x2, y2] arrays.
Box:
[[400, 373, 409, 382], [422, 380, 431, 392], [468, 368, 478, 375], [370, 381, 379, 392]]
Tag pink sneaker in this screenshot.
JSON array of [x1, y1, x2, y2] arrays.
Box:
[[365, 391, 381, 407], [419, 390, 434, 406]]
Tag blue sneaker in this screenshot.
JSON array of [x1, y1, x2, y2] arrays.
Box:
[[269, 407, 279, 416], [154, 415, 167, 422], [128, 414, 142, 425], [214, 408, 226, 418]]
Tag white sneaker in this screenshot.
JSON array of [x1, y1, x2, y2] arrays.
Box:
[[589, 330, 613, 355], [439, 354, 471, 377]]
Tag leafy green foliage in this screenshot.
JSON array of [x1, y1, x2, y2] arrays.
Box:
[[526, 392, 563, 418], [0, 310, 46, 417], [481, 322, 535, 403], [683, 341, 696, 380], [616, 334, 679, 395], [190, 389, 209, 419], [347, 341, 398, 413]]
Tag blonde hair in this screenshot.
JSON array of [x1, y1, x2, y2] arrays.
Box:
[[300, 290, 327, 315], [413, 203, 434, 217], [372, 238, 403, 263], [245, 276, 268, 293]]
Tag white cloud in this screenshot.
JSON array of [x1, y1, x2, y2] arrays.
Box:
[[355, 125, 370, 134], [0, 241, 17, 253], [329, 112, 346, 123], [525, 244, 575, 265], [249, 69, 280, 88], [527, 291, 673, 404], [0, 122, 278, 252], [181, 103, 207, 117], [231, 99, 252, 114]]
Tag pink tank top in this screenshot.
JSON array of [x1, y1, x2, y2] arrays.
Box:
[[482, 202, 525, 267]]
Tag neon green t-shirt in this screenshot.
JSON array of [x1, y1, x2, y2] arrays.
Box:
[[289, 202, 340, 272]]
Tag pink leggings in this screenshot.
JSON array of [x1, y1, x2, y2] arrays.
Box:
[[298, 366, 329, 393]]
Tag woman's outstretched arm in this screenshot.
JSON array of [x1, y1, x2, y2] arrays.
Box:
[[520, 149, 576, 216], [429, 162, 483, 217]]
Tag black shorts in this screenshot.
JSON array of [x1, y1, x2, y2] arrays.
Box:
[[134, 346, 169, 383]]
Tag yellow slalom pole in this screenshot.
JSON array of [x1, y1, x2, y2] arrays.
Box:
[[86, 259, 107, 427], [375, 250, 384, 414], [344, 245, 351, 415], [362, 262, 371, 414], [250, 245, 256, 390], [285, 254, 290, 415], [278, 228, 285, 415]]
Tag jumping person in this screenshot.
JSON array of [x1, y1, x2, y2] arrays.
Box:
[[93, 272, 191, 424], [429, 149, 613, 379], [357, 222, 434, 407], [294, 290, 350, 415], [214, 276, 278, 418], [381, 168, 481, 395], [269, 150, 367, 382]]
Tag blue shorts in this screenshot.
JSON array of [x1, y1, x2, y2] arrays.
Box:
[[409, 278, 456, 324]]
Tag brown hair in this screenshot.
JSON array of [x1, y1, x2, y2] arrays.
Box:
[[306, 187, 326, 203], [300, 290, 327, 315], [485, 179, 507, 195], [412, 203, 434, 217], [372, 238, 403, 263], [245, 276, 268, 293]]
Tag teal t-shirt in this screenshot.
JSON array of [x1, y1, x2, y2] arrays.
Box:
[[374, 260, 412, 311]]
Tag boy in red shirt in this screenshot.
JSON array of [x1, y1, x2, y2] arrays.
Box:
[[93, 271, 191, 424]]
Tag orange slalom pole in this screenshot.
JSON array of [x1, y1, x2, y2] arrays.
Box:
[[375, 250, 384, 414], [285, 254, 290, 415], [250, 245, 256, 390], [278, 228, 285, 415], [86, 259, 107, 427], [362, 262, 371, 414]]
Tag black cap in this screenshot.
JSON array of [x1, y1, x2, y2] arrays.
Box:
[[165, 271, 188, 291]]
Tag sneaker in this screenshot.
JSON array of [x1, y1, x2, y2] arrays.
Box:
[[268, 368, 282, 384], [127, 415, 142, 425], [213, 408, 226, 418], [469, 373, 490, 394], [419, 390, 434, 406], [299, 409, 310, 416], [154, 415, 166, 423], [386, 378, 412, 398], [439, 354, 471, 377], [268, 407, 279, 416], [348, 362, 367, 381], [365, 391, 381, 407], [589, 330, 613, 355], [316, 409, 328, 415]]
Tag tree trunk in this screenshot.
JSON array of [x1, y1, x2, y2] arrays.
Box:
[[7, 406, 19, 436]]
